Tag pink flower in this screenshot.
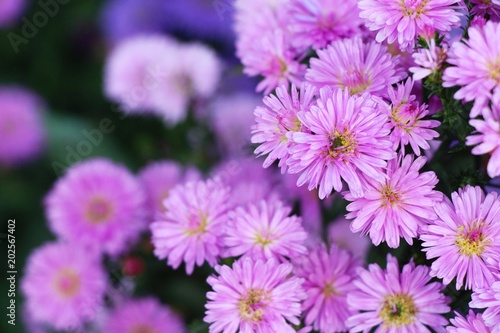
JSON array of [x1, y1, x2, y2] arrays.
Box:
[[251, 83, 317, 173], [327, 217, 371, 260], [466, 96, 500, 178], [347, 255, 450, 333], [410, 39, 449, 80], [45, 158, 147, 257], [293, 244, 360, 333], [204, 257, 306, 333], [345, 154, 441, 248], [385, 78, 441, 155], [306, 37, 404, 96], [471, 0, 500, 21], [21, 242, 107, 330], [447, 311, 491, 333], [286, 0, 362, 51], [420, 186, 500, 290], [103, 297, 186, 333], [0, 87, 46, 166], [443, 21, 500, 117], [470, 281, 500, 332], [223, 200, 308, 262], [150, 179, 231, 274], [287, 87, 395, 199], [358, 0, 461, 51]]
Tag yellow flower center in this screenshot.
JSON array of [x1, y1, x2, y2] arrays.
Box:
[[255, 232, 274, 247], [239, 289, 269, 322], [53, 268, 80, 298], [488, 61, 500, 83], [328, 129, 356, 159], [380, 184, 401, 207], [130, 324, 157, 333], [456, 222, 490, 256], [380, 293, 417, 328], [322, 282, 337, 298], [85, 196, 114, 224], [400, 0, 429, 17], [185, 211, 208, 237]]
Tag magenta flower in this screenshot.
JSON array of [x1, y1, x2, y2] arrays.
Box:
[[150, 179, 231, 274], [286, 0, 362, 51], [471, 0, 500, 21], [466, 97, 500, 178], [470, 281, 500, 332], [287, 87, 395, 199], [345, 154, 441, 248], [385, 78, 441, 155], [223, 200, 308, 262], [306, 37, 403, 96], [204, 257, 306, 333], [420, 186, 500, 290], [45, 158, 147, 257], [358, 0, 461, 51], [347, 255, 450, 333], [251, 83, 317, 173], [0, 87, 46, 166], [410, 39, 449, 80], [447, 311, 491, 333], [293, 244, 359, 333], [103, 297, 186, 333], [443, 21, 500, 117], [0, 0, 25, 27], [21, 242, 107, 330]]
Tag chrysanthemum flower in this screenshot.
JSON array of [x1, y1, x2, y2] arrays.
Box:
[[471, 0, 500, 21], [385, 78, 441, 155], [358, 0, 461, 51], [470, 281, 500, 332], [443, 21, 500, 117], [139, 160, 200, 222], [447, 311, 491, 333], [0, 87, 46, 166], [21, 242, 107, 330], [251, 83, 317, 173], [345, 154, 441, 248], [286, 0, 362, 51], [346, 255, 450, 333], [150, 179, 231, 274], [287, 87, 395, 199], [306, 37, 403, 96], [103, 297, 186, 333], [223, 200, 308, 262], [293, 244, 359, 333], [45, 158, 147, 257], [466, 96, 500, 178], [410, 39, 449, 80], [420, 186, 500, 290], [204, 257, 306, 333]]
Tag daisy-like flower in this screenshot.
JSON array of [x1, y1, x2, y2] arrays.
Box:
[[443, 21, 500, 117], [286, 0, 362, 51], [293, 244, 359, 333], [0, 87, 46, 166], [150, 179, 231, 274], [21, 242, 107, 330], [45, 158, 147, 257], [103, 297, 186, 333], [223, 200, 308, 262], [410, 39, 449, 80], [306, 37, 404, 96], [470, 281, 500, 332], [447, 311, 491, 333], [346, 254, 450, 333], [345, 154, 441, 248], [420, 186, 500, 290], [287, 87, 395, 199], [471, 0, 500, 21], [204, 257, 306, 333], [251, 83, 317, 173], [358, 0, 461, 51], [466, 96, 500, 178], [385, 78, 441, 155]]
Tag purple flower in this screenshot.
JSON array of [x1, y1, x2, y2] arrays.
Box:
[[0, 0, 25, 27], [420, 186, 500, 290], [470, 281, 500, 332], [447, 311, 491, 332], [150, 179, 231, 274], [21, 242, 107, 330], [103, 297, 186, 333], [293, 244, 360, 333], [347, 255, 450, 333], [287, 87, 395, 199], [0, 87, 46, 166], [223, 200, 308, 262], [306, 37, 404, 96], [45, 158, 147, 257], [204, 257, 306, 333], [410, 39, 449, 80], [327, 217, 371, 260]]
